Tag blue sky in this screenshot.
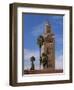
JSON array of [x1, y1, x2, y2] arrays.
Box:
[[23, 13, 63, 70]]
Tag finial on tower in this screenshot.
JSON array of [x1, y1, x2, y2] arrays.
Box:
[[45, 20, 49, 26], [45, 20, 51, 26]]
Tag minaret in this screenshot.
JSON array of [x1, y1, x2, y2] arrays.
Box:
[[43, 21, 55, 70]]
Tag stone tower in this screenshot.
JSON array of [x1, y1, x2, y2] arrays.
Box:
[[42, 21, 55, 70]]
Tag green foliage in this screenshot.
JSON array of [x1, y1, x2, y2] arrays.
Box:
[[30, 56, 35, 62], [37, 35, 44, 48], [42, 53, 48, 67]]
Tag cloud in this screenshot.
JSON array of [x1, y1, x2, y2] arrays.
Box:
[[24, 49, 40, 70], [55, 54, 63, 69], [31, 22, 44, 37], [24, 49, 39, 60]]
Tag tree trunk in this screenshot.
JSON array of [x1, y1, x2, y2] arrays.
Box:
[[39, 47, 41, 69]]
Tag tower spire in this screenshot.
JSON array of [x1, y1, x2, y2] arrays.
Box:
[[45, 20, 51, 34]]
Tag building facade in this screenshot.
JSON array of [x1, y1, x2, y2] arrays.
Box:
[[41, 22, 55, 70]]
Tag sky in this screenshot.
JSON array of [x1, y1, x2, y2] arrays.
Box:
[[23, 13, 63, 70]]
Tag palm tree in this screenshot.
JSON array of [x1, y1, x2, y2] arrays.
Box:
[[30, 56, 35, 70], [37, 35, 44, 69]]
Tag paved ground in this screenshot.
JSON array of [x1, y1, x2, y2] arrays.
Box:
[[24, 69, 63, 74]]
